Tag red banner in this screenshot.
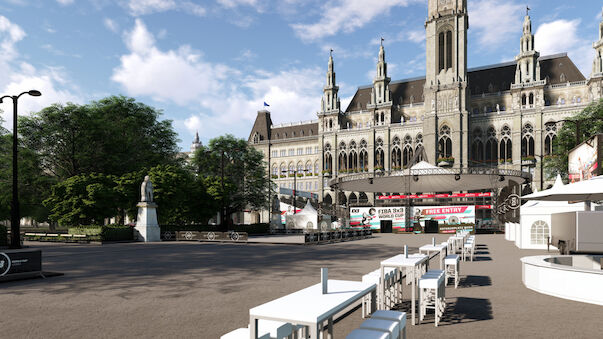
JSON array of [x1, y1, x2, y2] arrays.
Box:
[[377, 192, 492, 200]]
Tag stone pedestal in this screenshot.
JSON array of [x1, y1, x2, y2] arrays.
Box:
[[135, 202, 160, 242]]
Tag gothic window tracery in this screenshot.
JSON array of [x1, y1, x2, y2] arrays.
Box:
[[544, 122, 557, 156], [522, 123, 535, 158], [403, 135, 414, 168], [485, 126, 498, 164], [375, 137, 384, 168], [415, 133, 424, 162], [500, 125, 512, 162], [438, 125, 452, 159]]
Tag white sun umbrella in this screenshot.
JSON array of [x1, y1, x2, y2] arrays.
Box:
[[523, 174, 603, 210]]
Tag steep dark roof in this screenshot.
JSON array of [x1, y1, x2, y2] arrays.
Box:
[[271, 123, 318, 141], [344, 53, 586, 112], [248, 110, 272, 143]]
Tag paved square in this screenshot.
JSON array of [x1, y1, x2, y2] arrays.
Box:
[[1, 234, 602, 338]]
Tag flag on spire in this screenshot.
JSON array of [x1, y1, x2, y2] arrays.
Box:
[[263, 102, 270, 107]]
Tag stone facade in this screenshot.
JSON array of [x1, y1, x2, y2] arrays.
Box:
[[247, 1, 603, 223]]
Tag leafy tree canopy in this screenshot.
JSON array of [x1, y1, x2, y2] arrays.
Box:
[[545, 99, 603, 181], [191, 134, 273, 229], [19, 95, 180, 180]]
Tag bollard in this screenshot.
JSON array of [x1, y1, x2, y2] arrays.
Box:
[[404, 245, 408, 258], [321, 268, 328, 294], [432, 237, 436, 246]]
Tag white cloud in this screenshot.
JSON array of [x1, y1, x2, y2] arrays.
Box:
[[470, 0, 523, 46], [291, 0, 418, 42], [126, 0, 205, 17], [113, 19, 323, 141], [0, 16, 81, 129], [56, 0, 74, 5], [104, 18, 119, 33], [217, 0, 260, 10], [535, 19, 594, 76]]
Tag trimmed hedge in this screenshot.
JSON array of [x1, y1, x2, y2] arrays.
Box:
[[68, 225, 133, 241], [0, 225, 6, 246], [161, 223, 269, 235]]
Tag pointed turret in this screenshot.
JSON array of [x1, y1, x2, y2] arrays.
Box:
[[190, 131, 202, 154], [369, 38, 392, 107], [514, 8, 541, 84], [322, 49, 340, 113], [591, 7, 603, 76]]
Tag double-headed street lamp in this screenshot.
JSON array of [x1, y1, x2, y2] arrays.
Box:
[[282, 168, 308, 214], [1, 90, 41, 249]]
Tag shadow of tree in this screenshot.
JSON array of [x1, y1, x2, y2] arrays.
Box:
[[459, 275, 492, 288]]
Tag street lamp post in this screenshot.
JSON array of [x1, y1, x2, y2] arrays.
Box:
[[282, 169, 308, 214], [0, 90, 41, 249]]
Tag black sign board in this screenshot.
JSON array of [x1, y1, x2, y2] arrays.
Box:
[[0, 250, 42, 280]]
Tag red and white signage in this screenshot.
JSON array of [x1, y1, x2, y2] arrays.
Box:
[[377, 192, 492, 200]]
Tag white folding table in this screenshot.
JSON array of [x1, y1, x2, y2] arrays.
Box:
[[380, 254, 429, 325], [249, 280, 376, 339], [419, 243, 447, 269]]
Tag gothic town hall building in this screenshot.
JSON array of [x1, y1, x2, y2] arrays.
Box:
[[247, 0, 603, 223]]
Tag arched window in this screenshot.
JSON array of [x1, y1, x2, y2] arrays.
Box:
[[522, 123, 535, 158], [306, 161, 312, 174], [349, 193, 358, 205], [500, 125, 512, 163], [359, 140, 368, 171], [521, 94, 527, 107], [529, 93, 534, 106], [415, 133, 424, 162], [472, 127, 484, 164], [438, 125, 452, 159], [288, 163, 295, 175], [391, 136, 401, 170], [485, 127, 498, 164], [402, 135, 413, 168], [272, 165, 278, 176], [297, 162, 303, 173], [544, 122, 557, 156], [375, 137, 384, 169], [280, 163, 286, 176], [438, 30, 453, 72], [531, 220, 549, 245]]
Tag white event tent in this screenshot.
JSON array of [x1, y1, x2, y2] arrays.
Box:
[[515, 175, 602, 249]]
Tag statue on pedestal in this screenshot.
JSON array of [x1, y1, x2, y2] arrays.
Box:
[[135, 175, 160, 242]]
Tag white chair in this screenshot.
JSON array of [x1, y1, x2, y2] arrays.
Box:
[[362, 267, 399, 315], [463, 241, 475, 261], [346, 328, 390, 339], [444, 254, 460, 288], [360, 318, 399, 339], [370, 310, 406, 339], [419, 270, 446, 327]]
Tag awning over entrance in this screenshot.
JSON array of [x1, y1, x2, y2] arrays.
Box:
[[328, 161, 531, 193]]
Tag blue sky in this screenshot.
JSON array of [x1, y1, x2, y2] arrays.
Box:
[[0, 0, 601, 150]]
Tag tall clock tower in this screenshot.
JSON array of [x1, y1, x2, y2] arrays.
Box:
[[423, 0, 469, 168]]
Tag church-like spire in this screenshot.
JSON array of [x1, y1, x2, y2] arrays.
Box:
[[514, 7, 540, 84], [322, 49, 339, 112], [190, 131, 202, 154], [369, 38, 391, 107], [592, 7, 603, 76]]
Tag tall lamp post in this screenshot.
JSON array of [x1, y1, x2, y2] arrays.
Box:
[[1, 90, 41, 249], [282, 168, 308, 214]]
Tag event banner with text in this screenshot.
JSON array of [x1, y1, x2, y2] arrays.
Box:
[[349, 207, 407, 230], [412, 205, 475, 233]]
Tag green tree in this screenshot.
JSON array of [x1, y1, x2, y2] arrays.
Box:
[[147, 165, 215, 225], [191, 134, 272, 230], [0, 121, 55, 223], [43, 173, 120, 225], [19, 95, 180, 180], [545, 99, 603, 180]]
